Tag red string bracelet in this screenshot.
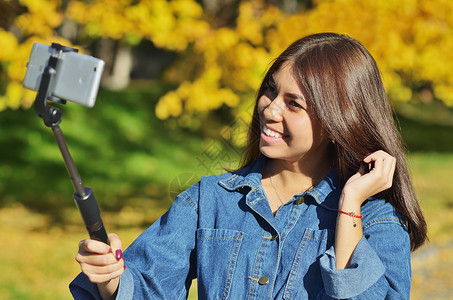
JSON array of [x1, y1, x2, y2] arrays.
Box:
[[337, 210, 363, 227]]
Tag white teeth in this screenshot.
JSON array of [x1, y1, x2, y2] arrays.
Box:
[[263, 126, 283, 138]]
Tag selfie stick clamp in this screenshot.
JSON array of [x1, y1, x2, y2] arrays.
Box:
[[34, 43, 109, 245]]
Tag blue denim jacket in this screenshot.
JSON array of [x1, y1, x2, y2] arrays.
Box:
[[70, 157, 411, 299]]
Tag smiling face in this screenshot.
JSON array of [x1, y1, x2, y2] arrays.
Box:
[[258, 62, 331, 166]]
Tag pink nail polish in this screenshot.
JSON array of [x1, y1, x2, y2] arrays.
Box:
[[115, 249, 123, 260], [108, 248, 113, 254]]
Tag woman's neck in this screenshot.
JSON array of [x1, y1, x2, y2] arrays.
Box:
[[263, 156, 332, 192]]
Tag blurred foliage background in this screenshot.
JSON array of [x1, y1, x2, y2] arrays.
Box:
[[0, 0, 452, 299]]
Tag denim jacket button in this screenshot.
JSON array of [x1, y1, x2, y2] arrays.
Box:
[[258, 276, 269, 285]]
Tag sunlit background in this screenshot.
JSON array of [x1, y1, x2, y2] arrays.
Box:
[[0, 0, 452, 299]]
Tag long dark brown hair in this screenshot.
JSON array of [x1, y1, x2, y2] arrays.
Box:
[[240, 32, 427, 251]]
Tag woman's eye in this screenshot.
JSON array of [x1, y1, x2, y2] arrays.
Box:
[[288, 100, 303, 110], [265, 83, 277, 99], [269, 87, 277, 96]]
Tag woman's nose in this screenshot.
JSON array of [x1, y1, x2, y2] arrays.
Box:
[[263, 97, 284, 121]]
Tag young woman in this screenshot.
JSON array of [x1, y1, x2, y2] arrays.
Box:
[[71, 32, 427, 299]]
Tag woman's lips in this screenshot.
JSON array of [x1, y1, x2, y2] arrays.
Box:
[[262, 125, 283, 138], [261, 125, 287, 143]]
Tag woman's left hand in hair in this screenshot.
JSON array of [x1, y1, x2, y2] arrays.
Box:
[[341, 150, 396, 208]]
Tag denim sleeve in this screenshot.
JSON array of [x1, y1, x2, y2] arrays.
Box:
[[69, 272, 103, 299], [318, 220, 411, 299], [69, 184, 199, 300], [118, 187, 199, 299]]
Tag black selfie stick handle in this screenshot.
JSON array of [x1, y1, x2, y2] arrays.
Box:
[[74, 188, 109, 244], [52, 126, 109, 245], [33, 43, 109, 245]]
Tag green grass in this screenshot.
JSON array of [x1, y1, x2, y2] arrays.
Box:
[[408, 152, 453, 245]]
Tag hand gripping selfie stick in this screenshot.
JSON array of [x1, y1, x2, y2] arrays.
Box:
[[32, 43, 109, 244]]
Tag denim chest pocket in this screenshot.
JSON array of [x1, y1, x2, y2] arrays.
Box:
[[196, 228, 244, 300], [283, 228, 334, 300]]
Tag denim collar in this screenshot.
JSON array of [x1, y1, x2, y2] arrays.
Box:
[[218, 156, 266, 192], [219, 156, 343, 209]]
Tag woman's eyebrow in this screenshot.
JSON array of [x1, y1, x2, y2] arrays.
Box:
[[285, 92, 306, 104], [270, 75, 305, 102]]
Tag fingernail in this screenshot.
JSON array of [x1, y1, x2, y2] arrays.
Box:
[[115, 249, 123, 260], [123, 264, 126, 270], [108, 248, 113, 254]]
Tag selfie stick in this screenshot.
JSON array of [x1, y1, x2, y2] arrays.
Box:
[[33, 43, 109, 245]]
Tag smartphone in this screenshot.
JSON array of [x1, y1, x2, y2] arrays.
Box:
[[23, 43, 105, 108]]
